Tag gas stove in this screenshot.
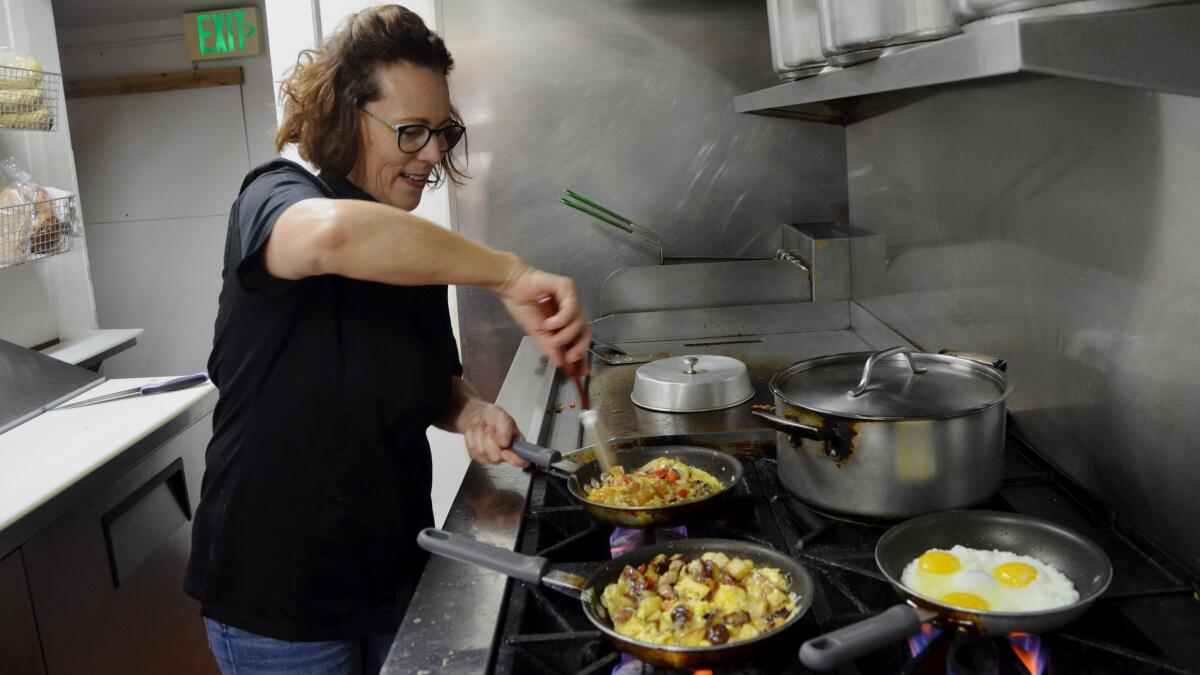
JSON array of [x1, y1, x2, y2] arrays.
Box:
[[492, 430, 1200, 674], [386, 297, 1200, 675]]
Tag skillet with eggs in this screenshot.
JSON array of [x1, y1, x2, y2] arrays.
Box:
[[900, 545, 1079, 613]]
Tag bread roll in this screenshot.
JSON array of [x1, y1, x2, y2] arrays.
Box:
[[0, 87, 43, 109], [1, 55, 43, 89], [28, 187, 63, 255], [0, 186, 31, 265], [0, 105, 52, 129]]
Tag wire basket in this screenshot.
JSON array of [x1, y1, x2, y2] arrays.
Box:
[[0, 192, 79, 269], [0, 66, 60, 132]]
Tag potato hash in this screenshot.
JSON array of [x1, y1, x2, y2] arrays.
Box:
[[599, 551, 798, 647]]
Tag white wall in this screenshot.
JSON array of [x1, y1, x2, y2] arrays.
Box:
[[56, 6, 276, 377], [266, 0, 468, 525]]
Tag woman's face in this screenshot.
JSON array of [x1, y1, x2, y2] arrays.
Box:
[[350, 61, 452, 211]]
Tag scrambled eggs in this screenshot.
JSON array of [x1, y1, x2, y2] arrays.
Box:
[[585, 457, 723, 507]]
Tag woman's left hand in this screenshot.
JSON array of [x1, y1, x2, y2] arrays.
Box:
[[462, 403, 529, 468]]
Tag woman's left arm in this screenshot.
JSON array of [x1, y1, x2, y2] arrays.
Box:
[[436, 376, 529, 467]]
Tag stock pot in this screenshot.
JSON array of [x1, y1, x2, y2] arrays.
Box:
[[753, 347, 1011, 520]]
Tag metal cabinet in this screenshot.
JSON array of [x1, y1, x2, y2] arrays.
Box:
[[0, 550, 46, 675], [21, 414, 216, 675]]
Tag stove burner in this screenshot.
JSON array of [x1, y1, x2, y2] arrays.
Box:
[[610, 526, 689, 558], [1007, 633, 1047, 675], [907, 625, 1046, 675]]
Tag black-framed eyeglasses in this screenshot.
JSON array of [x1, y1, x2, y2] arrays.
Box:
[[361, 108, 466, 154]]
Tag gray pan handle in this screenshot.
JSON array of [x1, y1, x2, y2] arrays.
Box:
[[417, 528, 548, 585], [509, 439, 562, 468], [799, 605, 929, 670]]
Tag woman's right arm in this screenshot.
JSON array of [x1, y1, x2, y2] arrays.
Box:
[[263, 197, 591, 367]]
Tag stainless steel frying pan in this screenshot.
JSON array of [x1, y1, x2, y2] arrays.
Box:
[[799, 510, 1113, 670], [511, 439, 745, 528]]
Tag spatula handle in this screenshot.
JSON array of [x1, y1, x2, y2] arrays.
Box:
[[536, 296, 589, 408]]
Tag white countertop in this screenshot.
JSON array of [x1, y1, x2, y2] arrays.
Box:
[[0, 377, 215, 534], [40, 328, 144, 366]]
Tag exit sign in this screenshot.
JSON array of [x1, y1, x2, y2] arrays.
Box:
[[183, 7, 262, 61]]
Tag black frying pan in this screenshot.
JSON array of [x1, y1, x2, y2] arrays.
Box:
[[799, 510, 1113, 670], [510, 440, 744, 528], [417, 528, 815, 669]]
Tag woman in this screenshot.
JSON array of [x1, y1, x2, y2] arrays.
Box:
[[184, 6, 590, 673]]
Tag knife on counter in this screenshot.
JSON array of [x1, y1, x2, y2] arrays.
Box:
[[54, 372, 209, 410]]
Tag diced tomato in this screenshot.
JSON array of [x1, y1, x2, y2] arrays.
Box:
[[666, 470, 679, 484], [677, 488, 689, 498]]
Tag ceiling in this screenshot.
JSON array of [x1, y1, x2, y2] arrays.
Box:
[[50, 0, 255, 29]]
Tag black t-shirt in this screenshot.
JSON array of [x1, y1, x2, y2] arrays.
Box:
[[184, 159, 462, 641]]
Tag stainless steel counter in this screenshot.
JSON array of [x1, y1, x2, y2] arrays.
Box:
[[382, 338, 563, 674], [383, 301, 913, 674]]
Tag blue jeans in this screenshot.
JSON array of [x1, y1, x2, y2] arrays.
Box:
[[204, 619, 394, 675]]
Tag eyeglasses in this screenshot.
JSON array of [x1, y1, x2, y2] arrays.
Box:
[[360, 108, 466, 154]]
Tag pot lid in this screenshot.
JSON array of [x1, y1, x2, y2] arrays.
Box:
[[772, 348, 1011, 420], [631, 355, 754, 413]]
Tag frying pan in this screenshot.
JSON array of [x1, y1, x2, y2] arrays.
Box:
[[510, 439, 744, 528], [417, 528, 816, 669], [798, 510, 1113, 670]]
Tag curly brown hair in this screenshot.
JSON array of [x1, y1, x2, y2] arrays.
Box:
[[275, 4, 467, 187]]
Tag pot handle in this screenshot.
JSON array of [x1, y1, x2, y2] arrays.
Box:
[[938, 348, 1008, 372], [799, 605, 930, 670], [752, 410, 822, 440], [510, 439, 563, 468], [417, 528, 549, 585], [848, 346, 927, 397]]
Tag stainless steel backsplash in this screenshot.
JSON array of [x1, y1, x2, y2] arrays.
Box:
[[847, 76, 1200, 574], [443, 0, 848, 399]]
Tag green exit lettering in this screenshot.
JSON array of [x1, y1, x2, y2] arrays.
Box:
[[196, 10, 256, 56]]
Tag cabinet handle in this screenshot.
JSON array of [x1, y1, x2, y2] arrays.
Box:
[[100, 458, 191, 588]]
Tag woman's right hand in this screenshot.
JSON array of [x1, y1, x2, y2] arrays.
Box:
[[496, 261, 591, 373]]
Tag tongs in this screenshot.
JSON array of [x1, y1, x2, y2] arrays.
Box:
[[560, 189, 664, 262]]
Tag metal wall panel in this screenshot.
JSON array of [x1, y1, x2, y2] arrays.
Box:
[[846, 76, 1200, 574], [443, 0, 848, 398]]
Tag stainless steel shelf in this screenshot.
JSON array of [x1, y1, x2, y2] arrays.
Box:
[[734, 3, 1200, 124]]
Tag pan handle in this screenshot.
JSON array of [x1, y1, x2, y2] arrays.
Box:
[[752, 410, 822, 440], [848, 346, 927, 397], [510, 439, 562, 468], [417, 528, 549, 585], [799, 605, 930, 670]]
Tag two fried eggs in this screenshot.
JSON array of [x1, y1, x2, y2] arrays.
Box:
[[900, 545, 1079, 612]]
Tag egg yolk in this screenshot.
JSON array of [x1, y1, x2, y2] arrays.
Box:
[[940, 592, 990, 611], [918, 550, 961, 574], [994, 562, 1038, 587]]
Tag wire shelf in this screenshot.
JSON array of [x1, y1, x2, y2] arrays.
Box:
[[0, 66, 60, 132], [0, 192, 79, 269]]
